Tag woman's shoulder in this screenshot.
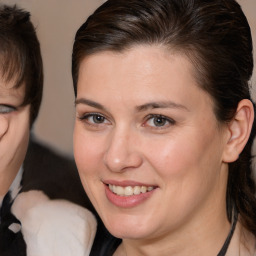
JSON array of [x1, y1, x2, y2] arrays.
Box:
[[239, 224, 256, 256], [227, 220, 256, 256]]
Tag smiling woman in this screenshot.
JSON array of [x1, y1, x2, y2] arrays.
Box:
[[72, 0, 256, 255]]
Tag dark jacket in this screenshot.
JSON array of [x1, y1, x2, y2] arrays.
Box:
[[0, 137, 96, 256]]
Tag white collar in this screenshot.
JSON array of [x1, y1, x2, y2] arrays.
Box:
[[0, 166, 23, 208]]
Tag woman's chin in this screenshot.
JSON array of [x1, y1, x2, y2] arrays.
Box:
[[104, 218, 154, 240]]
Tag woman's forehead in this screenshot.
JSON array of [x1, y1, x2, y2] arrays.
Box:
[[76, 45, 216, 116], [79, 45, 195, 80]]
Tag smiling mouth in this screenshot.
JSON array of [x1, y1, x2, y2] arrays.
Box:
[[108, 184, 155, 196]]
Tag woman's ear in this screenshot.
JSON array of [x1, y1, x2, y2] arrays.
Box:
[[222, 99, 254, 163]]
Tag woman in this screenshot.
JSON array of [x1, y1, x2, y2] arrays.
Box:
[[72, 0, 256, 255]]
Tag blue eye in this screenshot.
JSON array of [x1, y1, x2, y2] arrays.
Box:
[[0, 105, 16, 114], [145, 115, 175, 128]]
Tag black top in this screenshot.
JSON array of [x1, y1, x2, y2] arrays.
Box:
[[89, 218, 121, 256], [0, 187, 26, 256], [0, 138, 96, 256]]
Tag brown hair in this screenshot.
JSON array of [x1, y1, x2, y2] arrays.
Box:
[[72, 0, 256, 235], [0, 4, 43, 125]]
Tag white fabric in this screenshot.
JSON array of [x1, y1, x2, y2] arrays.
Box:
[[0, 195, 3, 209], [0, 166, 23, 208], [12, 190, 97, 256], [9, 166, 23, 201], [8, 223, 22, 233]]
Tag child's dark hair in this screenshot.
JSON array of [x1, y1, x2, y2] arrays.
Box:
[[0, 4, 43, 125]]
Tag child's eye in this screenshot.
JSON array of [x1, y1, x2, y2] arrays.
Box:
[[144, 114, 175, 128], [0, 105, 16, 114], [79, 113, 110, 125]]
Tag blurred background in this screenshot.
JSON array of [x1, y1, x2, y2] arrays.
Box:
[[0, 0, 255, 157]]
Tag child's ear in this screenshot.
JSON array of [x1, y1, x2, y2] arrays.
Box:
[[222, 99, 254, 163]]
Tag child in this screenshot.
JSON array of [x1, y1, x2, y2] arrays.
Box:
[[0, 5, 96, 256]]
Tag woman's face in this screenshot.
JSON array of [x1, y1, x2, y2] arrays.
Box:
[[0, 79, 30, 196], [74, 46, 229, 240]]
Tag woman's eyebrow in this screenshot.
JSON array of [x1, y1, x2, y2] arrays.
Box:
[[75, 98, 189, 112], [75, 98, 107, 111], [136, 101, 189, 112]]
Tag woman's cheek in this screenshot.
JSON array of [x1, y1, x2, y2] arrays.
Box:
[[74, 127, 103, 175], [143, 136, 186, 175]]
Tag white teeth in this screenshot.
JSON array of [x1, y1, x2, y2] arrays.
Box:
[[116, 186, 125, 196], [141, 186, 147, 193], [133, 186, 141, 195], [109, 184, 155, 196], [124, 186, 133, 196]]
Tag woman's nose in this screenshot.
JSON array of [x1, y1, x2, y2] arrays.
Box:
[[103, 129, 143, 173], [0, 116, 8, 139]]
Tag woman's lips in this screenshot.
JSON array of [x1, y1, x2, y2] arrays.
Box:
[[104, 181, 158, 208]]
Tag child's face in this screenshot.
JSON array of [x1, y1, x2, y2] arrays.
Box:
[[0, 78, 30, 196]]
